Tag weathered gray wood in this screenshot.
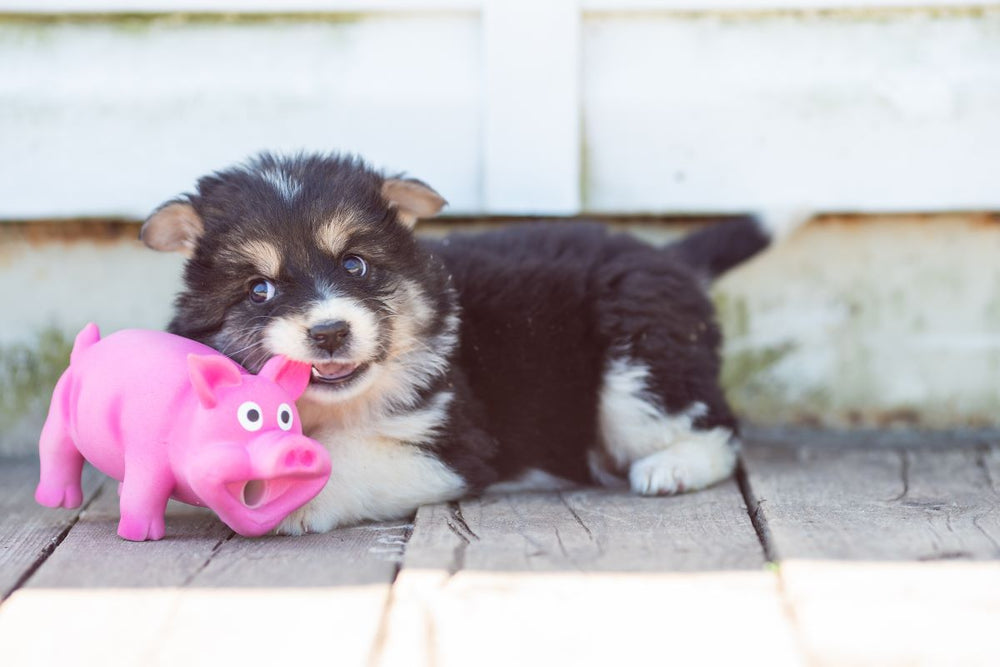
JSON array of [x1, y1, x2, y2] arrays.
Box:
[[743, 444, 1000, 666], [376, 483, 802, 666], [778, 560, 1000, 667], [144, 520, 410, 667], [985, 446, 1000, 495], [0, 458, 102, 601], [401, 484, 766, 573], [24, 479, 232, 588], [0, 478, 410, 666], [746, 426, 1000, 451], [743, 445, 1000, 560]]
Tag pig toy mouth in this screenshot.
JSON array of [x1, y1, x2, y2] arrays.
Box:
[[208, 468, 329, 537], [193, 435, 331, 537], [242, 479, 268, 507]]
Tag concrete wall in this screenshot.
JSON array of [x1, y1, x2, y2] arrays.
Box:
[[715, 214, 1000, 429], [3, 214, 998, 455]]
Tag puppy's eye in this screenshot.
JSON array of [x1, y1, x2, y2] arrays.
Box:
[[342, 255, 368, 278], [249, 279, 276, 304]]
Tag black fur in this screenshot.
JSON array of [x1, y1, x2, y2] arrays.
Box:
[[168, 152, 451, 367], [665, 216, 771, 281], [155, 152, 774, 497], [427, 221, 754, 483]]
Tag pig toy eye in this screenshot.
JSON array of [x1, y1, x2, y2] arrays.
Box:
[[237, 401, 263, 432], [277, 403, 294, 431]]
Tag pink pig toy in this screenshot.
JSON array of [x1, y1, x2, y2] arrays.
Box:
[[35, 323, 331, 541]]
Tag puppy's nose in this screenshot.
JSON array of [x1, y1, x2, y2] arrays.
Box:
[[308, 320, 351, 354]]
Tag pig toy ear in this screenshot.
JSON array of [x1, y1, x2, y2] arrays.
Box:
[[258, 356, 312, 399], [188, 354, 244, 408]]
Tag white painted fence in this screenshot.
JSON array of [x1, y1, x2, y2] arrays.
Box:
[[1, 2, 999, 217]]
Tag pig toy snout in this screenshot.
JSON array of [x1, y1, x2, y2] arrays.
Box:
[[229, 433, 331, 512], [249, 431, 329, 479]]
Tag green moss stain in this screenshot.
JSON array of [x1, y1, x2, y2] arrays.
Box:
[[0, 327, 72, 443], [712, 291, 750, 338], [0, 12, 374, 46], [720, 344, 793, 398], [0, 13, 371, 28], [713, 291, 795, 421]]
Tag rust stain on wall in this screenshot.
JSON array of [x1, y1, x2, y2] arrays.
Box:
[[0, 219, 141, 245]]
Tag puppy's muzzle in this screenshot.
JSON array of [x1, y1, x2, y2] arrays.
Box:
[[309, 320, 351, 355]]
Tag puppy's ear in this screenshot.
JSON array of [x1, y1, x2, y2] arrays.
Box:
[[381, 178, 446, 228], [141, 200, 204, 256]]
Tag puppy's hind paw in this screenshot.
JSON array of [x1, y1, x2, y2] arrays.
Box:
[[629, 453, 689, 495], [628, 440, 737, 496]]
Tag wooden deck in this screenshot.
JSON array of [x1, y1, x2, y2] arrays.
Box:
[[1, 435, 998, 666]]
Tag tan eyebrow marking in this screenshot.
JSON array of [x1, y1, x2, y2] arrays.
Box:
[[234, 239, 282, 277], [316, 208, 361, 257]]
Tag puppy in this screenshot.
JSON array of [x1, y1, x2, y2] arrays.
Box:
[[141, 152, 799, 534]]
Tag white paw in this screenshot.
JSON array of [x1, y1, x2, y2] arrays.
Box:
[[628, 440, 737, 496], [275, 502, 339, 535]]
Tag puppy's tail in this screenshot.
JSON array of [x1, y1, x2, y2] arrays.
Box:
[[665, 210, 812, 281]]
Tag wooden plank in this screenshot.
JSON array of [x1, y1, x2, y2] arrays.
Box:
[[0, 478, 410, 667], [743, 444, 1000, 666], [0, 458, 102, 601], [743, 445, 1000, 560], [986, 446, 1000, 495], [778, 560, 1000, 667], [376, 483, 803, 666]]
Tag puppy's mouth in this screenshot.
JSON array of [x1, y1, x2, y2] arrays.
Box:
[[310, 360, 370, 387]]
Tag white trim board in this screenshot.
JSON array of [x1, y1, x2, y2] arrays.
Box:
[[2, 4, 1000, 216], [0, 1, 483, 13], [0, 1, 996, 14], [581, 0, 998, 10], [483, 0, 581, 214]]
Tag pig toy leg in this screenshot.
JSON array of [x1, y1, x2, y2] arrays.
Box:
[[35, 374, 85, 509], [117, 468, 173, 541]]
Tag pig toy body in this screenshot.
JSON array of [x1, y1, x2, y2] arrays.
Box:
[[36, 324, 331, 541]]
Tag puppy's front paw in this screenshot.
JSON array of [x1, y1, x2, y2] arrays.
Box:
[[628, 440, 737, 496], [275, 503, 338, 536], [630, 451, 689, 495]]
